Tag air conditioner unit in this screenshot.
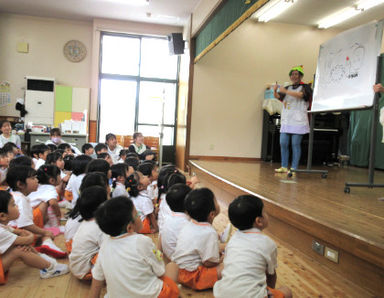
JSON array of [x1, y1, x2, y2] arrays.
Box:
[[24, 76, 55, 125]]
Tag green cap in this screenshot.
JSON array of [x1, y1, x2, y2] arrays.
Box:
[[289, 66, 304, 76]]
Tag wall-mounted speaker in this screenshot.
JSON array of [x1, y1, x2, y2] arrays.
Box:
[[168, 33, 184, 55]]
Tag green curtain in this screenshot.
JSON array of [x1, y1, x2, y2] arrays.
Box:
[[349, 54, 384, 169]]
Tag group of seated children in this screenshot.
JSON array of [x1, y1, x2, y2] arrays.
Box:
[[0, 123, 292, 297]]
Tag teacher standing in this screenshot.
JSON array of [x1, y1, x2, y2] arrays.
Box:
[[273, 66, 312, 175]]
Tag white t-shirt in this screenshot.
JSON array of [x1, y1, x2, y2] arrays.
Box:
[[172, 220, 220, 272], [35, 158, 46, 170], [213, 228, 278, 298], [0, 224, 17, 254], [107, 145, 123, 164], [112, 182, 129, 198], [28, 184, 58, 208], [158, 193, 172, 233], [0, 134, 21, 148], [64, 216, 82, 241], [69, 220, 106, 279], [92, 233, 165, 298], [9, 191, 34, 228], [161, 212, 190, 259], [147, 181, 158, 202], [132, 191, 154, 221], [66, 173, 85, 208]]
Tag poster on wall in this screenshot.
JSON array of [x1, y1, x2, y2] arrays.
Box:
[[312, 20, 383, 113], [0, 81, 11, 108]]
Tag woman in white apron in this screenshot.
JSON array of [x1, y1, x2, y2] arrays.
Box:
[[273, 66, 312, 175]]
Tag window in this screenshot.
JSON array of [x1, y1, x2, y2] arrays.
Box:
[[99, 33, 179, 146]]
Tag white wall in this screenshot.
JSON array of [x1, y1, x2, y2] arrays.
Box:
[[190, 20, 341, 158], [0, 14, 93, 117]]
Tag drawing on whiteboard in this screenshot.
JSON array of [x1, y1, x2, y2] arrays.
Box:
[[322, 42, 366, 84]]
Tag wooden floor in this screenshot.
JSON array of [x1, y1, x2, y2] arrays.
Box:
[[1, 161, 382, 297], [190, 160, 384, 251]]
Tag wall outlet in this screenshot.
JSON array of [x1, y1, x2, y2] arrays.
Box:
[[209, 144, 215, 150], [324, 247, 339, 263], [312, 240, 324, 255]]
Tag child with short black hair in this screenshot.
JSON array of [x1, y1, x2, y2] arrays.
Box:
[[105, 133, 123, 164], [86, 159, 111, 178], [97, 152, 113, 166], [65, 172, 110, 253], [58, 143, 73, 157], [82, 143, 94, 156], [47, 144, 57, 153], [172, 187, 223, 290], [137, 161, 159, 202], [28, 165, 62, 230], [31, 144, 49, 169], [2, 142, 19, 161], [111, 163, 129, 198], [69, 186, 108, 280], [9, 155, 33, 168], [89, 197, 179, 298], [159, 183, 191, 260], [0, 190, 69, 282], [94, 143, 108, 155], [213, 195, 292, 298], [124, 156, 139, 171], [117, 149, 127, 163], [126, 171, 157, 233], [6, 166, 66, 258], [0, 148, 9, 188]]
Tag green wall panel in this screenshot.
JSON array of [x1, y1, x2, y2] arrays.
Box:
[[195, 0, 260, 57]]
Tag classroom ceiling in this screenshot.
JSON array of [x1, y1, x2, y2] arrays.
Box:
[[0, 0, 383, 29], [0, 0, 200, 26], [265, 0, 384, 29]]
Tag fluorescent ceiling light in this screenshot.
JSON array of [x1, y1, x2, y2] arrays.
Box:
[[356, 0, 384, 10], [318, 7, 361, 29], [318, 0, 384, 29], [253, 0, 297, 23]]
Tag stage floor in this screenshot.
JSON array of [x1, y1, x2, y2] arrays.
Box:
[[190, 160, 384, 251]]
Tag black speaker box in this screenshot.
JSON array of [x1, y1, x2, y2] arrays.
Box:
[[168, 33, 184, 55]]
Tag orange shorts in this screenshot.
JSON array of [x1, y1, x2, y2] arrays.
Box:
[[158, 276, 179, 298], [139, 217, 151, 234], [178, 266, 218, 290], [64, 190, 73, 202], [65, 240, 73, 254], [33, 207, 44, 228], [82, 253, 99, 280], [267, 286, 285, 298], [0, 255, 9, 285]]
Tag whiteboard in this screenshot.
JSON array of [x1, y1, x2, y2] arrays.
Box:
[[312, 21, 383, 113]]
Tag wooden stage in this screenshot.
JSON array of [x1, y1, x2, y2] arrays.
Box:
[[189, 159, 384, 296]]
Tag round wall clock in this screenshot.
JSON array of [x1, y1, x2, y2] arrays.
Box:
[[63, 40, 87, 62]]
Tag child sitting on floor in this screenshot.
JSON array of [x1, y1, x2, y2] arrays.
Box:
[[213, 195, 292, 298], [89, 197, 179, 298], [6, 166, 66, 258], [138, 161, 159, 203], [172, 187, 223, 290], [111, 163, 130, 198], [64, 172, 110, 253], [127, 171, 157, 233], [28, 165, 62, 228], [65, 155, 92, 208], [159, 183, 191, 260], [81, 143, 94, 157], [0, 191, 69, 282], [31, 144, 49, 170], [69, 186, 108, 280]]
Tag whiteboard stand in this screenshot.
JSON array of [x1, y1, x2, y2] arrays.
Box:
[[344, 57, 384, 193], [288, 114, 329, 179]]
